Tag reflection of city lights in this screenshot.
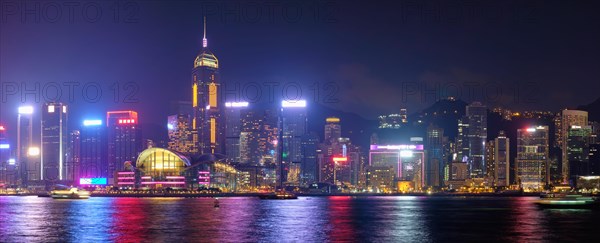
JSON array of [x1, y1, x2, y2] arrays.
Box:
[[28, 147, 40, 156]]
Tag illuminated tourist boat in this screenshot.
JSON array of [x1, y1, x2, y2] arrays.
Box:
[[535, 193, 599, 209], [258, 191, 298, 200], [50, 187, 91, 199]]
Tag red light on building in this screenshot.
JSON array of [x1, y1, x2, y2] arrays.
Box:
[[332, 157, 347, 163]]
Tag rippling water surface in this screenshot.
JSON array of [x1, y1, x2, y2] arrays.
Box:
[[1, 196, 599, 242]]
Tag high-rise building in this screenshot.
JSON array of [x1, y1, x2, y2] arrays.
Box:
[[425, 124, 444, 187], [301, 132, 319, 184], [80, 120, 108, 179], [465, 102, 487, 178], [192, 17, 224, 155], [324, 117, 341, 144], [17, 106, 35, 182], [494, 131, 510, 187], [167, 114, 197, 155], [41, 103, 68, 181], [68, 130, 81, 183], [107, 111, 142, 179], [0, 124, 13, 185], [280, 100, 307, 186], [516, 126, 549, 191], [224, 102, 249, 162], [456, 117, 469, 163], [239, 109, 278, 166], [558, 110, 588, 182], [485, 140, 495, 183], [567, 125, 591, 181]]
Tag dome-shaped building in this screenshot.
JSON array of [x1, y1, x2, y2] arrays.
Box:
[[115, 147, 239, 191]]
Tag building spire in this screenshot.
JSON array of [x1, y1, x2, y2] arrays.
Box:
[[202, 16, 207, 48]]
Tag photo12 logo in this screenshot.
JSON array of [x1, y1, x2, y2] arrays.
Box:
[[0, 0, 140, 24], [0, 81, 140, 104]]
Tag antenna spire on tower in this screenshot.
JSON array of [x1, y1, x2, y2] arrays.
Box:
[[202, 16, 208, 48]]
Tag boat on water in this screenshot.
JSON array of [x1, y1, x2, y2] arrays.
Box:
[[258, 191, 298, 200], [50, 187, 91, 199], [535, 193, 599, 209]]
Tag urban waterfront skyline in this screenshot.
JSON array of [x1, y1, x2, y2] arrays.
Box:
[[1, 1, 600, 241]]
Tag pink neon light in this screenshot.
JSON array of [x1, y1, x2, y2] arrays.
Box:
[[198, 171, 210, 174], [141, 176, 151, 179], [118, 172, 134, 175], [117, 182, 135, 185], [166, 176, 185, 179], [199, 182, 210, 185], [118, 177, 135, 180], [141, 181, 185, 185]]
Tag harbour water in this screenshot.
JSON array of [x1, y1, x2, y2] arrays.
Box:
[[1, 196, 599, 242]]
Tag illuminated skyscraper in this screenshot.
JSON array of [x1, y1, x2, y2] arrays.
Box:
[[80, 120, 108, 179], [17, 106, 35, 181], [494, 131, 510, 187], [301, 132, 319, 184], [41, 102, 68, 181], [426, 124, 444, 187], [68, 130, 81, 182], [280, 100, 307, 186], [558, 110, 588, 182], [224, 102, 249, 162], [567, 125, 591, 181], [516, 126, 549, 191], [107, 111, 142, 179], [167, 114, 197, 155], [0, 124, 12, 185], [192, 17, 224, 155], [324, 117, 341, 144], [465, 102, 487, 178]]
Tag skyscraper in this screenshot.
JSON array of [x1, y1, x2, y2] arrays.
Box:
[[17, 106, 35, 181], [80, 120, 108, 179], [192, 17, 224, 155], [456, 117, 469, 163], [558, 110, 588, 182], [167, 114, 197, 155], [68, 130, 81, 183], [41, 102, 68, 181], [567, 125, 591, 181], [426, 124, 444, 187], [107, 111, 142, 179], [494, 131, 510, 187], [0, 124, 12, 185], [516, 126, 549, 191], [224, 102, 249, 162], [324, 117, 341, 144], [301, 132, 319, 184], [280, 100, 307, 186], [465, 102, 487, 178]]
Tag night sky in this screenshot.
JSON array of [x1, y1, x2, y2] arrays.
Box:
[[1, 0, 600, 141]]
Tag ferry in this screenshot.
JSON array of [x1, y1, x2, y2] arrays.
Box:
[[258, 191, 298, 200], [50, 187, 91, 199], [535, 193, 599, 209]]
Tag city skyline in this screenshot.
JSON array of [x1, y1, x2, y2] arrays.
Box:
[[2, 1, 600, 241]]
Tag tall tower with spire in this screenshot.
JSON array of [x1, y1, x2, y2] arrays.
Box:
[[192, 17, 224, 155]]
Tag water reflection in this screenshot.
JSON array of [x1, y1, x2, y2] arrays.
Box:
[[1, 196, 599, 242]]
